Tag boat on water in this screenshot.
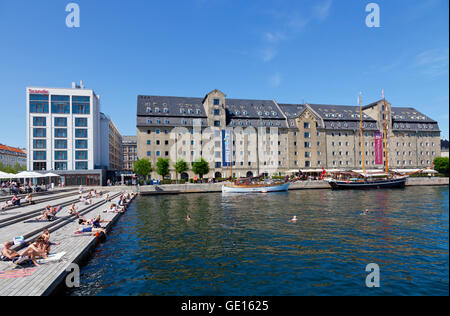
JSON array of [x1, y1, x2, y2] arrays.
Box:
[[324, 91, 409, 191], [325, 175, 407, 190], [222, 181, 290, 193]]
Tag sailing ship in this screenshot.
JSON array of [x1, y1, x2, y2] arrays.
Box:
[[221, 129, 290, 193], [325, 91, 408, 190]]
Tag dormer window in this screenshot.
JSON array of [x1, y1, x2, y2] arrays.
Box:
[[164, 108, 168, 113], [243, 111, 248, 115], [197, 109, 201, 114], [236, 111, 241, 115], [180, 109, 185, 114], [146, 107, 152, 113], [155, 108, 160, 113]]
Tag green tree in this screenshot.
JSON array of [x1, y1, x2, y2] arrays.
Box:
[[174, 159, 189, 183], [133, 158, 152, 181], [156, 158, 171, 179], [192, 158, 210, 180], [434, 157, 449, 175]]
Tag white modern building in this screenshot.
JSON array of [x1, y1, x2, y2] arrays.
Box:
[[26, 81, 122, 185]]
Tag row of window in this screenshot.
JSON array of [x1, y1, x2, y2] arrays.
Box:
[[30, 95, 91, 114], [32, 128, 88, 138], [32, 117, 88, 127], [32, 151, 88, 161]]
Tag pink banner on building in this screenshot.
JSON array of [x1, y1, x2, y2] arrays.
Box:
[[374, 132, 383, 165]]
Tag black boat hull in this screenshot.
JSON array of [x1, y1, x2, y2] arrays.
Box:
[[328, 178, 407, 190]]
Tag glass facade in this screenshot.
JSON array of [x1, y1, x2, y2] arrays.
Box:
[[75, 150, 88, 160], [33, 128, 46, 138], [51, 95, 70, 114], [55, 151, 67, 160], [75, 161, 88, 170], [29, 94, 49, 113], [75, 129, 88, 138], [33, 162, 46, 171], [33, 117, 46, 126], [75, 117, 88, 127], [75, 140, 88, 149], [72, 96, 90, 114], [55, 139, 67, 149], [54, 117, 67, 126], [54, 128, 67, 138], [33, 139, 46, 149], [33, 151, 46, 160], [55, 162, 67, 170]]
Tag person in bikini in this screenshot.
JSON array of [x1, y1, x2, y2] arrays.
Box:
[[17, 237, 48, 267]]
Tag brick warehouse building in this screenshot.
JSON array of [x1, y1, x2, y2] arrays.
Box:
[[136, 89, 441, 180]]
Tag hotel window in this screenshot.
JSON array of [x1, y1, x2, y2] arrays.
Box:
[[72, 96, 90, 114], [51, 95, 70, 114], [55, 151, 67, 160], [33, 139, 46, 149], [33, 117, 46, 126], [33, 128, 46, 138], [305, 142, 311, 148], [156, 140, 160, 145], [164, 108, 169, 113], [214, 109, 220, 115], [213, 99, 220, 105], [165, 140, 169, 145], [55, 128, 67, 138], [156, 151, 160, 156], [55, 162, 67, 171], [317, 161, 321, 165], [305, 152, 311, 158], [75, 140, 88, 149], [214, 121, 220, 127], [304, 132, 310, 139], [156, 129, 160, 134], [29, 94, 49, 113], [304, 122, 310, 129], [75, 118, 88, 127], [54, 117, 67, 127], [75, 162, 88, 170], [75, 151, 88, 160], [33, 162, 47, 171], [75, 129, 88, 138], [55, 140, 67, 149], [33, 151, 46, 160], [147, 140, 151, 145], [147, 151, 151, 156]]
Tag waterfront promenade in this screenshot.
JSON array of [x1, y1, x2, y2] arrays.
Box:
[[0, 189, 135, 296], [137, 177, 449, 195]]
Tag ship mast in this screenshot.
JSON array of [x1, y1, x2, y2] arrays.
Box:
[[383, 90, 389, 175], [359, 92, 366, 175]]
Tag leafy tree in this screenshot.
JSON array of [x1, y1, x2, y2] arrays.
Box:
[[133, 158, 152, 180], [192, 158, 210, 179], [434, 157, 449, 175], [174, 159, 188, 182], [156, 158, 170, 179]]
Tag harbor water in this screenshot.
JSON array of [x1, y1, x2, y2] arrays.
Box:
[[67, 186, 449, 296]]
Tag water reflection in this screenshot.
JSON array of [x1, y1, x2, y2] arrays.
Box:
[[68, 186, 449, 296]]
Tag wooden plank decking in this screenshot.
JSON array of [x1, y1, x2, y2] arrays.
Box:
[[0, 191, 135, 296]]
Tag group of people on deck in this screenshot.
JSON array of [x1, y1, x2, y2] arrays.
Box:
[[1, 193, 34, 211], [1, 230, 60, 267]]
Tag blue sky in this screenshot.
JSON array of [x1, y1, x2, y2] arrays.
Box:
[[0, 0, 448, 148]]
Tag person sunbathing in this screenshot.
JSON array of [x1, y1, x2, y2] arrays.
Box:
[[24, 193, 34, 205], [36, 205, 59, 221], [10, 194, 21, 207], [1, 241, 20, 261], [68, 203, 80, 217], [17, 237, 47, 267], [41, 230, 60, 255]]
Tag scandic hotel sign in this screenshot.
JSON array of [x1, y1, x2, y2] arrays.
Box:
[[374, 131, 384, 165], [28, 89, 49, 94]]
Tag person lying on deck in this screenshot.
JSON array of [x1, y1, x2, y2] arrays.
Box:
[[68, 203, 81, 217], [0, 242, 20, 261], [74, 215, 110, 236]]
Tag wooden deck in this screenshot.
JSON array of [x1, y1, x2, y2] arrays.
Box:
[[0, 191, 135, 296]]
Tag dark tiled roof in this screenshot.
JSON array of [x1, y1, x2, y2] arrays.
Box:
[[309, 104, 377, 122], [137, 95, 207, 117], [391, 107, 437, 123], [122, 136, 137, 144], [277, 104, 306, 118], [226, 98, 281, 119]]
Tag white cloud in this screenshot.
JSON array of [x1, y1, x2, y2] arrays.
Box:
[[261, 47, 277, 62], [313, 0, 333, 22]]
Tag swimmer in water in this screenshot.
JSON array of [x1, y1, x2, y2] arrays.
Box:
[[186, 215, 191, 222], [361, 209, 370, 215], [289, 216, 298, 223]]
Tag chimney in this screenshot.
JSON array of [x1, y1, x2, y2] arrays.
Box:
[[72, 82, 76, 89], [80, 80, 84, 89]]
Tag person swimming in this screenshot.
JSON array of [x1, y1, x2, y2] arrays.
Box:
[[289, 216, 298, 223], [186, 215, 191, 221], [361, 209, 370, 215]]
